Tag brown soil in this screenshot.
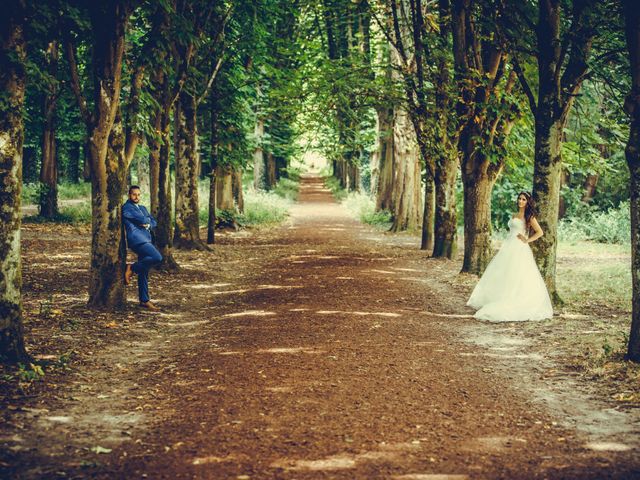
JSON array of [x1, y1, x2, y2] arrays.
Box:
[[1, 175, 639, 479]]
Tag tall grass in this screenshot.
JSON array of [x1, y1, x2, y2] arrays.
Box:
[[342, 192, 392, 228]]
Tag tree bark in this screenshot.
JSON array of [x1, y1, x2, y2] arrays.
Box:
[[348, 162, 360, 192], [433, 151, 458, 258], [0, 5, 29, 363], [253, 115, 266, 190], [421, 173, 435, 251], [391, 107, 423, 232], [207, 168, 217, 244], [462, 166, 498, 274], [623, 0, 640, 362], [82, 2, 133, 309], [216, 164, 235, 211], [174, 90, 207, 250], [39, 40, 59, 219], [266, 152, 277, 190], [136, 153, 149, 193], [67, 141, 81, 184], [233, 168, 244, 214]]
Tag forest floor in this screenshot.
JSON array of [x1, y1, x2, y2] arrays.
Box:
[[1, 174, 640, 479]]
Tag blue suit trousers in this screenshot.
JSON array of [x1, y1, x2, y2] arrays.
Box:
[[131, 242, 162, 303]]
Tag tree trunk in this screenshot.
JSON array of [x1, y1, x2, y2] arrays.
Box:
[[581, 174, 598, 203], [173, 90, 206, 250], [84, 3, 132, 309], [40, 39, 59, 219], [265, 152, 277, 190], [461, 168, 497, 274], [348, 162, 360, 192], [390, 107, 422, 232], [67, 141, 81, 184], [433, 151, 458, 258], [275, 155, 287, 181], [623, 0, 640, 361], [155, 109, 178, 270], [88, 107, 129, 309], [421, 173, 435, 251], [433, 154, 458, 259], [216, 165, 235, 211], [253, 116, 265, 190], [531, 112, 564, 301], [0, 7, 29, 363], [376, 108, 394, 212], [136, 152, 149, 193], [233, 168, 244, 213], [207, 168, 217, 244]]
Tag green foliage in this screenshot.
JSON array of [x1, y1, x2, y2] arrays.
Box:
[[273, 177, 300, 201], [343, 192, 392, 228], [240, 191, 292, 226], [324, 176, 348, 201], [559, 201, 630, 244], [17, 363, 45, 384]]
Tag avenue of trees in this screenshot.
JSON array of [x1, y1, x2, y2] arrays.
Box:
[[1, 0, 640, 362]]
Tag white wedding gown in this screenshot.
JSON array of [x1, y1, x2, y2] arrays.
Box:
[[467, 217, 553, 322]]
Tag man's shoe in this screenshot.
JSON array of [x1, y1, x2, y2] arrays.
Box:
[[124, 264, 133, 285], [140, 301, 160, 311]]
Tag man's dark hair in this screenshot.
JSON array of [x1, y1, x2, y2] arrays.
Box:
[[129, 185, 141, 194]]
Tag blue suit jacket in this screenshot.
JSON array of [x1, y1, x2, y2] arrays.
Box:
[[122, 200, 158, 249]]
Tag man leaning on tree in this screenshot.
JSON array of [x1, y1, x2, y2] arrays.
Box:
[[122, 185, 163, 310]]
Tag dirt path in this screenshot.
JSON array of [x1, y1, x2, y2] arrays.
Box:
[[2, 175, 640, 479]]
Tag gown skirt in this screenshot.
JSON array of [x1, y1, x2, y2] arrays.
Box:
[[467, 217, 553, 322]]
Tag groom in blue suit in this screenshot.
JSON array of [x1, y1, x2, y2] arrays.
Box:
[[122, 186, 163, 310]]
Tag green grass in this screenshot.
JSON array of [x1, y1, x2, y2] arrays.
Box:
[[324, 176, 348, 201], [342, 192, 392, 228], [23, 182, 92, 205], [556, 241, 631, 312], [23, 203, 92, 225]]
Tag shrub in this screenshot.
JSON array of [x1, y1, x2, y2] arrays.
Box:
[[559, 201, 630, 244]]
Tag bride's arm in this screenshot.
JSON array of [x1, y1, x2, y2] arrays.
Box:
[[526, 217, 544, 243]]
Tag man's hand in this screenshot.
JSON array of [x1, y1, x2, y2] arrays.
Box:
[[143, 224, 150, 230]]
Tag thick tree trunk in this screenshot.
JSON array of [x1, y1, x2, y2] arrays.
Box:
[[0, 8, 29, 363], [88, 109, 128, 309], [461, 168, 496, 274], [531, 109, 564, 302], [233, 168, 244, 214], [421, 173, 435, 251], [216, 165, 235, 211], [623, 0, 640, 361], [39, 40, 59, 219], [173, 90, 206, 250], [433, 151, 458, 258], [391, 108, 422, 232], [84, 3, 133, 309]]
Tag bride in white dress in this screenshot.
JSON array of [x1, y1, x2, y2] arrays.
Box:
[[467, 192, 553, 322]]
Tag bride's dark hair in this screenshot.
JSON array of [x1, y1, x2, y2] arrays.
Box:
[[518, 191, 538, 228]]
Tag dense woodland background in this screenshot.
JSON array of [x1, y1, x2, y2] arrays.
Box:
[[1, 0, 640, 364]]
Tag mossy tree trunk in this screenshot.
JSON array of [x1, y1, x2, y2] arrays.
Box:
[[174, 90, 206, 250], [375, 106, 395, 212], [0, 4, 29, 363]]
